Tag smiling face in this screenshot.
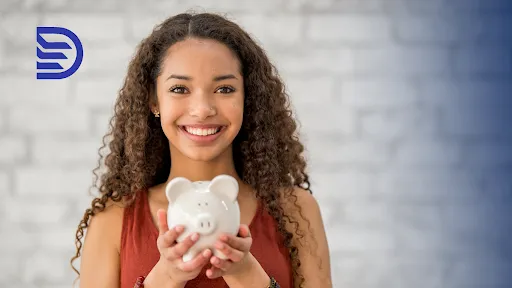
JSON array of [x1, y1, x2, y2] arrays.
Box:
[[152, 37, 244, 162]]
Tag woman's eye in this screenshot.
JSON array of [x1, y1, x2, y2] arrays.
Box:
[[169, 86, 187, 94], [216, 86, 235, 94]]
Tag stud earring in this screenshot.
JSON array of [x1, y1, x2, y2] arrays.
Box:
[[154, 111, 160, 117]]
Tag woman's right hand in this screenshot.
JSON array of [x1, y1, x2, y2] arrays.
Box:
[[144, 209, 212, 287]]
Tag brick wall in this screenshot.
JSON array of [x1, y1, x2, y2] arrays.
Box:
[[0, 0, 511, 287]]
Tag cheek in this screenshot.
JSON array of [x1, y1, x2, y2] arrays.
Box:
[[227, 98, 244, 122], [159, 100, 184, 127]]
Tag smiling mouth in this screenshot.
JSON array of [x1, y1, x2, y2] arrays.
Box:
[[179, 125, 225, 136]]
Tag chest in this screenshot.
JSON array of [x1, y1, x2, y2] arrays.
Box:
[[120, 196, 293, 288]]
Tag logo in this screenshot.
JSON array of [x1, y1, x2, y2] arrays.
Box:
[[36, 27, 83, 80]]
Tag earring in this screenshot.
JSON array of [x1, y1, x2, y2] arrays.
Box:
[[154, 111, 160, 117]]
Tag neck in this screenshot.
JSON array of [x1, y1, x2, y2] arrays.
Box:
[[167, 146, 241, 183]]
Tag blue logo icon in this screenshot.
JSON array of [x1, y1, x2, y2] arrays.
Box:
[[36, 27, 83, 79]]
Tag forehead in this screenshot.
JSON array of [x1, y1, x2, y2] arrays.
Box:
[[160, 37, 241, 77]]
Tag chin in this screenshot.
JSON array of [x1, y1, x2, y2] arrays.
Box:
[[182, 147, 224, 162]]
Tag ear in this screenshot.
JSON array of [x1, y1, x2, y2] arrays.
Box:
[[208, 175, 239, 202], [165, 177, 192, 203]]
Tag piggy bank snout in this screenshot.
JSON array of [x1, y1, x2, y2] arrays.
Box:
[[194, 213, 216, 235]]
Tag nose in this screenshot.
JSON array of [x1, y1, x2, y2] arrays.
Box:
[[194, 213, 216, 235], [188, 93, 216, 120]]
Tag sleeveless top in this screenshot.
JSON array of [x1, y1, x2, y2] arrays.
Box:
[[119, 189, 293, 288]]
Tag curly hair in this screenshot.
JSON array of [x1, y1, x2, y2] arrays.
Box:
[[71, 12, 313, 287]]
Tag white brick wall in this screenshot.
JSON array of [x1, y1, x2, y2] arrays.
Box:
[[0, 0, 510, 287], [306, 15, 392, 44]]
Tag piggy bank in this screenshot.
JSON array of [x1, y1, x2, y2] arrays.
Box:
[[165, 174, 241, 262]]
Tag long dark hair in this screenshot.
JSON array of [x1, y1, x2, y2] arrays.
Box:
[[71, 12, 312, 287]]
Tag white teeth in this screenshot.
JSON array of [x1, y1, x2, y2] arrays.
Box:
[[184, 126, 220, 136]]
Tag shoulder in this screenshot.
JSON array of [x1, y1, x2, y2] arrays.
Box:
[[279, 186, 326, 246], [281, 187, 321, 226], [280, 187, 333, 286], [84, 198, 125, 252], [79, 198, 127, 287]]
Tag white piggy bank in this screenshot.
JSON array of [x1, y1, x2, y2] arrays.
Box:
[[165, 174, 241, 262]]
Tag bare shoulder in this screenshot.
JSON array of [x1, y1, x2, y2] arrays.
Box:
[[86, 199, 125, 244], [281, 187, 322, 227], [79, 199, 125, 288], [281, 187, 332, 287]]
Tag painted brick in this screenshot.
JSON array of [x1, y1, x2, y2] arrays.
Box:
[[233, 15, 303, 47], [0, 171, 9, 195], [15, 167, 94, 197], [0, 136, 27, 164], [455, 46, 512, 76], [41, 14, 125, 43], [361, 107, 438, 142], [74, 78, 130, 108], [376, 169, 482, 204], [32, 136, 100, 166], [3, 196, 69, 224], [393, 140, 461, 167], [307, 15, 392, 43], [78, 43, 135, 74], [9, 106, 89, 134], [275, 48, 354, 76], [0, 76, 69, 106], [22, 252, 68, 284], [341, 80, 418, 108], [327, 225, 396, 252], [0, 13, 39, 44], [353, 46, 451, 77], [285, 76, 334, 105]]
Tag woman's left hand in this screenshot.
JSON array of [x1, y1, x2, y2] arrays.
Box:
[[206, 224, 255, 279]]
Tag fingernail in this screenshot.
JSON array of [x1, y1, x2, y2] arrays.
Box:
[[215, 242, 224, 249], [191, 233, 199, 241], [203, 249, 210, 257], [220, 235, 228, 241], [175, 226, 184, 233]]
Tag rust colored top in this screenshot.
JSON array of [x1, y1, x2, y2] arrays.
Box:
[[119, 190, 293, 288]]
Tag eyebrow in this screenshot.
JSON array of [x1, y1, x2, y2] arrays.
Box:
[[166, 74, 238, 81]]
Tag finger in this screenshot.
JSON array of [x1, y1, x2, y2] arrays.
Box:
[[238, 224, 251, 238], [206, 266, 224, 279], [178, 249, 212, 272], [156, 209, 169, 235], [157, 225, 184, 249], [210, 256, 233, 271], [165, 232, 200, 260], [219, 234, 252, 252], [215, 241, 245, 262]]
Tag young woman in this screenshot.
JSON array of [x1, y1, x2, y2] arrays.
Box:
[[71, 12, 332, 288]]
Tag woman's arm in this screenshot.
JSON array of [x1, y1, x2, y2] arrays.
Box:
[[78, 203, 124, 288], [285, 187, 332, 288]]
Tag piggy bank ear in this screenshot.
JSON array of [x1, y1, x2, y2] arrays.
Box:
[[208, 175, 238, 202], [165, 177, 192, 203]]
